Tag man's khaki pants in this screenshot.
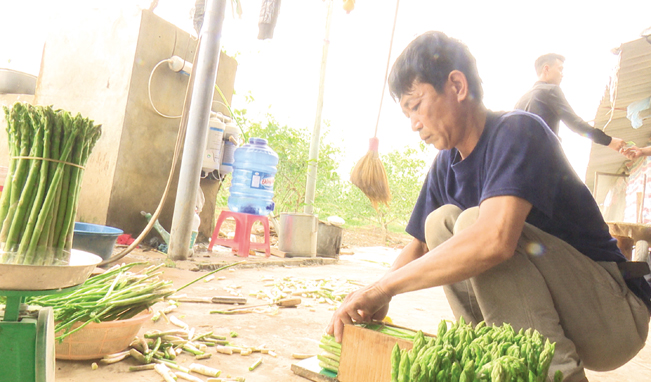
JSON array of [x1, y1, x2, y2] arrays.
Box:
[[425, 205, 650, 382]]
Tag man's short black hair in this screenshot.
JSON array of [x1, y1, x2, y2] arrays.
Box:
[[388, 31, 483, 102], [535, 53, 565, 76]]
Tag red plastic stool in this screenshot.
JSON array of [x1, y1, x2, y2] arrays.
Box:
[[208, 210, 271, 257]]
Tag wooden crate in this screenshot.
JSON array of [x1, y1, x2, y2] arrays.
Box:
[[337, 324, 414, 382]]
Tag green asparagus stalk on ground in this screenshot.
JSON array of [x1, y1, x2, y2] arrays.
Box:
[[28, 262, 174, 341]]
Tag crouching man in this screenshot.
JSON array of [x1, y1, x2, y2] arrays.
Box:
[[326, 31, 651, 381]]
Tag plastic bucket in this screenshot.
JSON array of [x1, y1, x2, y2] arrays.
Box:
[[317, 221, 343, 258], [278, 212, 317, 257], [72, 222, 123, 262]]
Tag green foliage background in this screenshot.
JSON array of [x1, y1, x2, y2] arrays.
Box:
[[218, 105, 433, 241]]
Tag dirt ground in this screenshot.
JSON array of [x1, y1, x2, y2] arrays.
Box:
[[53, 228, 651, 382]]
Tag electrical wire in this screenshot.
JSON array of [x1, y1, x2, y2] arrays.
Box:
[[214, 84, 248, 142], [98, 41, 202, 266], [148, 58, 184, 119]]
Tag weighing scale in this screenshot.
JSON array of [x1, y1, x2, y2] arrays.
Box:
[[0, 250, 101, 382]]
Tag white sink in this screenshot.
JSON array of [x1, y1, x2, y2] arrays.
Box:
[[0, 68, 37, 95]]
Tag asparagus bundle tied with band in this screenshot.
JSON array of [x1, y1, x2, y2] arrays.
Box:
[[0, 102, 102, 265]]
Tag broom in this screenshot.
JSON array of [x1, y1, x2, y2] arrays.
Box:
[[350, 0, 400, 209]]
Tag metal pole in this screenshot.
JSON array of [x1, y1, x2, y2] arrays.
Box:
[[169, 0, 226, 260], [304, 0, 333, 215], [640, 174, 647, 223]]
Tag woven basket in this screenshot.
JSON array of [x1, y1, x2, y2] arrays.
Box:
[[55, 310, 153, 360]]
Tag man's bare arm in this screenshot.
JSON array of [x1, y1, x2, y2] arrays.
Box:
[[390, 237, 429, 271], [327, 196, 533, 341], [378, 195, 532, 296]]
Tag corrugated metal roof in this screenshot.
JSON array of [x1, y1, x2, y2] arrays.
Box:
[[585, 37, 651, 192]]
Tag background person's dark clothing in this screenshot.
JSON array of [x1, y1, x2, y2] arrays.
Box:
[[515, 81, 612, 146]]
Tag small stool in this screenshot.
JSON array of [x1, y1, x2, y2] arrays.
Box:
[[209, 210, 271, 257]]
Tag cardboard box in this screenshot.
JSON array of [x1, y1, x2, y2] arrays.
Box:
[[337, 324, 414, 382]]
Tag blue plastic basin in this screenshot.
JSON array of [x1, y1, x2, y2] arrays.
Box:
[[72, 222, 123, 261]]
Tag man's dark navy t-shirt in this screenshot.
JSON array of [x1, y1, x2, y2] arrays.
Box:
[[406, 110, 651, 306]]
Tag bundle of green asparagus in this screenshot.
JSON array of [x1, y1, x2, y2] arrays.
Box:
[[0, 102, 101, 265], [391, 318, 563, 382]]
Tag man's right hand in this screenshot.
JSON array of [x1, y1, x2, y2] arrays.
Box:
[[608, 137, 626, 152], [325, 282, 392, 343]]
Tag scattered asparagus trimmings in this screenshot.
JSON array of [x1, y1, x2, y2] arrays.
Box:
[[154, 363, 177, 382], [248, 357, 263, 371], [189, 363, 221, 377], [251, 276, 360, 306]]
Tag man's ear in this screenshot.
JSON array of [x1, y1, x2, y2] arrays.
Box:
[[539, 64, 550, 80], [448, 70, 469, 102]]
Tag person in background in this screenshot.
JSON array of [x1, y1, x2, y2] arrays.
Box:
[[326, 31, 651, 382], [515, 53, 626, 152]]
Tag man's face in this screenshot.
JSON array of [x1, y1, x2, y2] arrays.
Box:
[[545, 59, 564, 85], [399, 80, 463, 151]]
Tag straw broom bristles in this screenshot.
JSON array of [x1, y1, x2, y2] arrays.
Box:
[[350, 138, 391, 209], [351, 0, 399, 210]]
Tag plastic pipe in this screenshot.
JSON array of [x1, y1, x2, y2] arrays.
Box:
[[168, 55, 194, 76], [169, 0, 226, 260]]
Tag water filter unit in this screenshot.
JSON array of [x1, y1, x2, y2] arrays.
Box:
[[220, 120, 240, 176], [201, 113, 240, 180], [201, 112, 225, 178]]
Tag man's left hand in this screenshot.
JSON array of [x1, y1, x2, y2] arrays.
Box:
[[325, 282, 392, 342]]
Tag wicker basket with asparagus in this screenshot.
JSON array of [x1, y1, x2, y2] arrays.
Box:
[[0, 102, 102, 265]]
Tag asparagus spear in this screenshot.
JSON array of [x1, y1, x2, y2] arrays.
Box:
[[4, 108, 44, 256], [17, 108, 51, 261], [24, 116, 79, 265], [0, 104, 31, 249]]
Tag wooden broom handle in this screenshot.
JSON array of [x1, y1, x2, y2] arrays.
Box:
[[373, 0, 400, 139]]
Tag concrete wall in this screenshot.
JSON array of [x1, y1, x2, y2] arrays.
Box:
[[31, 8, 237, 240], [105, 10, 238, 239], [34, 6, 142, 226], [105, 10, 197, 236]]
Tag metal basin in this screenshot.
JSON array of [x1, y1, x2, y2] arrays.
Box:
[[0, 68, 37, 95], [0, 250, 102, 291], [278, 212, 317, 257]]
